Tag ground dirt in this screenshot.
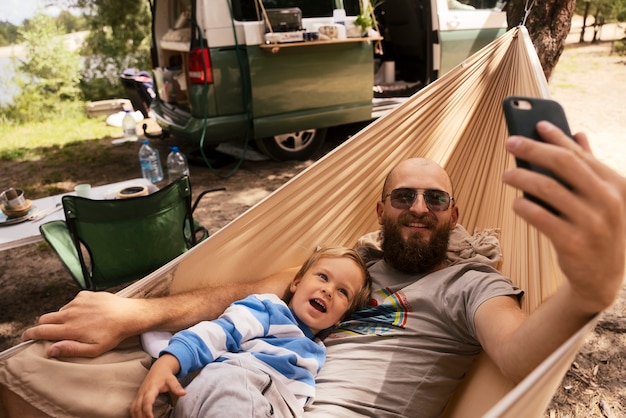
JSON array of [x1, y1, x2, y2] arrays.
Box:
[[1, 21, 625, 417]]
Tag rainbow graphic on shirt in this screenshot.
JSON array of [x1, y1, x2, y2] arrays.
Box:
[[328, 287, 410, 337]]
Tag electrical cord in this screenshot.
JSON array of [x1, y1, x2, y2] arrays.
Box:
[[193, 0, 254, 178]]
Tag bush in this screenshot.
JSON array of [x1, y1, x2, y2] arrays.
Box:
[[5, 13, 82, 124], [0, 99, 86, 126], [614, 38, 626, 56]]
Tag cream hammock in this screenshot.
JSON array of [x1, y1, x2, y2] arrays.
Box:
[[2, 26, 596, 417]]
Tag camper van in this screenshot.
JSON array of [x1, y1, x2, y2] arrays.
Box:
[[150, 0, 506, 160]]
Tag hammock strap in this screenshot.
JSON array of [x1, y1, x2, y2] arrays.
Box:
[[520, 0, 535, 27]]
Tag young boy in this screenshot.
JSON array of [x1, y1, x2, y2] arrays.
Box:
[[131, 246, 371, 418]]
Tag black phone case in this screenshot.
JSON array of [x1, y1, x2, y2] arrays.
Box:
[[502, 96, 573, 214]]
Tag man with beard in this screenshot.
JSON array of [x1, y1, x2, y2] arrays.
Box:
[[378, 159, 453, 274], [302, 157, 524, 417], [3, 123, 625, 418]]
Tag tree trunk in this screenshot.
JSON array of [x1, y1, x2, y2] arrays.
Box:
[[505, 0, 576, 81]]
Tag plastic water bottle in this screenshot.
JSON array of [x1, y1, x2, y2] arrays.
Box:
[[333, 0, 346, 26], [138, 140, 164, 183], [166, 146, 190, 182], [333, 8, 346, 26], [122, 110, 138, 142]]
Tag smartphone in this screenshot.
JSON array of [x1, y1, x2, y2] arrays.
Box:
[[502, 96, 573, 214]]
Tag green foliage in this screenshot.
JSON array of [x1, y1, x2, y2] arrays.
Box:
[[355, 0, 384, 33], [614, 39, 626, 56], [78, 0, 151, 101], [1, 0, 153, 114], [575, 0, 626, 23], [616, 1, 626, 21], [0, 21, 19, 46], [0, 11, 85, 47], [79, 56, 127, 100], [56, 10, 89, 33], [1, 14, 82, 124]]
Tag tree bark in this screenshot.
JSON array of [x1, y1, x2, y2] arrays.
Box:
[[505, 0, 576, 81]]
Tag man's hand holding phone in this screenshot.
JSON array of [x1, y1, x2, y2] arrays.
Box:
[[503, 115, 626, 316]]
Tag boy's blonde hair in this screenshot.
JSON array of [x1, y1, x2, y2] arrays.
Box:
[[295, 246, 372, 319]]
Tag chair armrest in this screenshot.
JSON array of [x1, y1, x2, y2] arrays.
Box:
[[39, 221, 88, 289], [185, 187, 226, 247], [191, 187, 226, 214]]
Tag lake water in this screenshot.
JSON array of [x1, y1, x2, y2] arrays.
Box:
[[0, 56, 20, 107]]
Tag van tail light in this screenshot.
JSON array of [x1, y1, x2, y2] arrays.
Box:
[[188, 48, 213, 84]]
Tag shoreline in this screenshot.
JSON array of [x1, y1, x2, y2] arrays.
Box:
[[0, 31, 88, 59], [0, 44, 26, 59]]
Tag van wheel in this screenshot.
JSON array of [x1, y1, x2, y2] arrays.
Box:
[[256, 128, 327, 161]]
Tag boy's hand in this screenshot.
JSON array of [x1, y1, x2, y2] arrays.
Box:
[[131, 354, 186, 418]]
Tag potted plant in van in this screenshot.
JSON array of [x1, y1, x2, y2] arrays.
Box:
[[354, 0, 383, 36]]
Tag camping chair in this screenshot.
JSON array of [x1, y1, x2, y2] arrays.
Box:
[[39, 176, 224, 291], [0, 27, 606, 417]]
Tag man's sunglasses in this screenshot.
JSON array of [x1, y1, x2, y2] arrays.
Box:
[[384, 188, 454, 212]]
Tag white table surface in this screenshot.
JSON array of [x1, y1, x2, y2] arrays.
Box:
[[0, 178, 155, 252]]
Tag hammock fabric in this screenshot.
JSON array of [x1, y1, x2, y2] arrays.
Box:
[[1, 27, 594, 417], [159, 26, 563, 310]]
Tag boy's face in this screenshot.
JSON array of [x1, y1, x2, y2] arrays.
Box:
[[289, 257, 365, 335]]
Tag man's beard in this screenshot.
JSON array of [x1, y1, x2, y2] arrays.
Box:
[[380, 213, 450, 274]]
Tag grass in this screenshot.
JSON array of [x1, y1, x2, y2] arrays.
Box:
[[0, 110, 139, 199], [0, 114, 118, 161]]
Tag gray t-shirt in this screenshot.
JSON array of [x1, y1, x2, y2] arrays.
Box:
[[305, 257, 523, 418]]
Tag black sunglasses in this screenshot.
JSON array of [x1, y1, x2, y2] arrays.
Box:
[[384, 188, 454, 212]]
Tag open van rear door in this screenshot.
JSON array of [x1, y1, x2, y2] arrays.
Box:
[[435, 0, 507, 75]]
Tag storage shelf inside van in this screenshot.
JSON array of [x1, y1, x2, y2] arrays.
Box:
[[259, 36, 382, 52], [160, 40, 191, 52]]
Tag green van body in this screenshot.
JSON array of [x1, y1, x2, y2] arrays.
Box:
[[150, 0, 507, 160]]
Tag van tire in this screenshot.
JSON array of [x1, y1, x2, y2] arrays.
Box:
[[256, 128, 327, 161]]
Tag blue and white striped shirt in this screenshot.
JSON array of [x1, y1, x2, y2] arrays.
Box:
[[162, 293, 326, 407]]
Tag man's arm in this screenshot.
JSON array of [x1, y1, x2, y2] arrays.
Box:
[[21, 268, 298, 358], [476, 121, 625, 382]]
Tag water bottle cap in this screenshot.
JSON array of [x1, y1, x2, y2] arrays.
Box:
[[169, 146, 180, 152], [142, 140, 149, 145], [125, 109, 130, 113]]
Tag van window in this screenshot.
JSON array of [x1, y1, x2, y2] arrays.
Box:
[[231, 0, 361, 21], [169, 0, 191, 27]]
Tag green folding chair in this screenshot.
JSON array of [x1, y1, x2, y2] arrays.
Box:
[[40, 176, 224, 290]]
